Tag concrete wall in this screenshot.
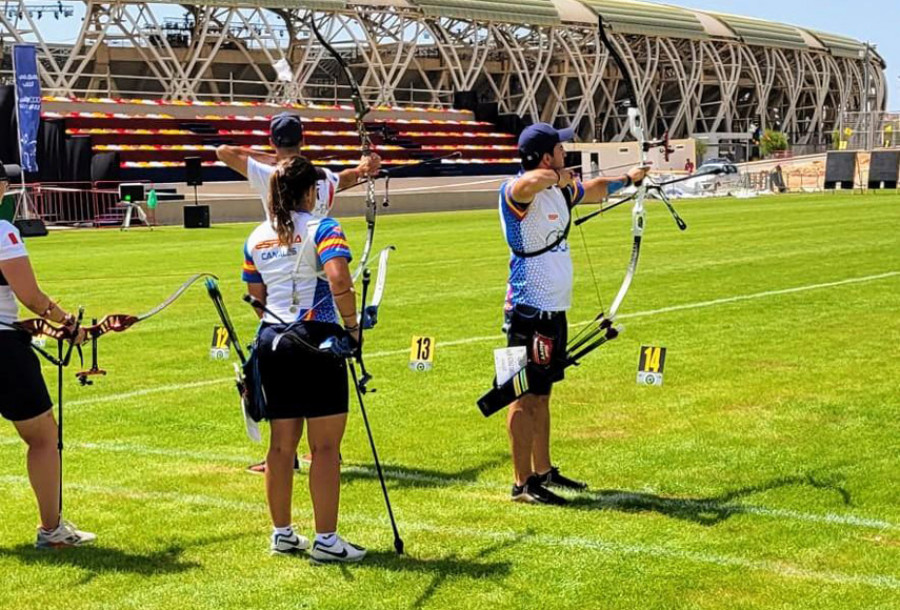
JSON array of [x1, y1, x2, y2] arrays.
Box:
[[153, 177, 502, 225]]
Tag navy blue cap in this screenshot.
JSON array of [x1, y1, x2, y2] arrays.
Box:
[[270, 113, 304, 148], [518, 123, 575, 165]]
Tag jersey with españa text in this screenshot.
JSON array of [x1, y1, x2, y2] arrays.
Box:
[[0, 220, 27, 329], [499, 177, 585, 312], [242, 212, 352, 325], [247, 157, 339, 219]]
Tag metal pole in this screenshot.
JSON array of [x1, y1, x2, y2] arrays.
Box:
[[862, 42, 871, 151]]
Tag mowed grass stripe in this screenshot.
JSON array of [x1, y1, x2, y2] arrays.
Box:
[[52, 268, 899, 410], [0, 476, 897, 591], [0, 437, 893, 532]]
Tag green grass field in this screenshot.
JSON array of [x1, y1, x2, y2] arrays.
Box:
[[1, 193, 898, 609]]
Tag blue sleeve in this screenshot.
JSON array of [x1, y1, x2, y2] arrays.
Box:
[[565, 181, 586, 206]]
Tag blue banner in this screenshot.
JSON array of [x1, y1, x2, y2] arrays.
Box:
[[13, 44, 41, 174]]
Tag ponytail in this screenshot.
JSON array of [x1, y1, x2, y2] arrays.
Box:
[[267, 156, 319, 247]]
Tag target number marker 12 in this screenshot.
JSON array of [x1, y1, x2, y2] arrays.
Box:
[[637, 345, 667, 386], [409, 336, 435, 371], [210, 325, 231, 360]]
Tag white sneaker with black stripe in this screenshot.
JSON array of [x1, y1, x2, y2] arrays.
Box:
[[309, 534, 367, 564], [35, 519, 97, 549], [270, 530, 310, 556]]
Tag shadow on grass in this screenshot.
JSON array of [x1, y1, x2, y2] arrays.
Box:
[[342, 531, 528, 609], [568, 472, 851, 526], [0, 531, 255, 583], [342, 454, 508, 490]]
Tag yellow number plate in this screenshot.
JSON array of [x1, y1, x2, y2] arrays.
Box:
[[409, 336, 435, 371], [637, 345, 667, 386]]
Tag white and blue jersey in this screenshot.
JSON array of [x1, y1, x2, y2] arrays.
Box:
[[499, 177, 585, 312], [242, 212, 352, 325]]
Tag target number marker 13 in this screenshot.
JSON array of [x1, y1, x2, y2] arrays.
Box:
[[409, 336, 435, 371], [637, 345, 667, 386]]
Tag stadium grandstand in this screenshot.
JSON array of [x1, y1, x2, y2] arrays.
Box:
[[0, 0, 891, 223]]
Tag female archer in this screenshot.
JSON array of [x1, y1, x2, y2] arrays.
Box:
[[0, 164, 94, 548], [242, 156, 366, 563]]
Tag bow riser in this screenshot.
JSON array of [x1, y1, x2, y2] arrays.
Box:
[[306, 13, 378, 283]]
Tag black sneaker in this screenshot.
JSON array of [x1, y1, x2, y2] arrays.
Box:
[[511, 475, 568, 505], [538, 466, 588, 491]]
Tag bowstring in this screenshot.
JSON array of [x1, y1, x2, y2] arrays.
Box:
[[573, 205, 605, 314]]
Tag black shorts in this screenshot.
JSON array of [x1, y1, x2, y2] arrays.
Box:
[[256, 322, 349, 420], [505, 304, 568, 396], [0, 330, 53, 422]]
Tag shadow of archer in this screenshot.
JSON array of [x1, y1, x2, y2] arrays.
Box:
[[567, 472, 851, 526], [341, 454, 508, 491], [361, 531, 528, 609], [0, 530, 256, 584]]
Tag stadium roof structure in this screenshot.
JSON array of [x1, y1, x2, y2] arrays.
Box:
[[0, 0, 887, 148], [145, 0, 881, 61]]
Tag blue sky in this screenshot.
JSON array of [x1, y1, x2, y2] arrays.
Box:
[[31, 1, 898, 109], [645, 0, 898, 109]]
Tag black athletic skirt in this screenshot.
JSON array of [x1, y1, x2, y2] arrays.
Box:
[[256, 321, 349, 420], [0, 329, 53, 421]]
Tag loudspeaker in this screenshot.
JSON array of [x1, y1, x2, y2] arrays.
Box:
[[867, 150, 900, 189], [824, 151, 857, 190], [185, 156, 203, 186], [496, 114, 530, 138], [2, 164, 21, 183], [475, 102, 499, 125], [15, 218, 48, 237], [453, 90, 478, 113], [183, 204, 210, 229]]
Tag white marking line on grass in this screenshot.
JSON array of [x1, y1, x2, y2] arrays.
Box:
[[66, 270, 900, 409], [67, 378, 229, 408], [0, 475, 897, 590], [0, 437, 893, 532], [366, 270, 900, 358]]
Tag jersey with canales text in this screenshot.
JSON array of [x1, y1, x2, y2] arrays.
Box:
[[0, 220, 27, 329], [247, 157, 338, 219], [499, 178, 585, 312], [242, 212, 352, 325]]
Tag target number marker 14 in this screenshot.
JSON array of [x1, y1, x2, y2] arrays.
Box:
[[637, 345, 667, 386]]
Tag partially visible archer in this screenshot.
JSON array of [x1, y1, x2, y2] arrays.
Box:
[[0, 162, 95, 549]]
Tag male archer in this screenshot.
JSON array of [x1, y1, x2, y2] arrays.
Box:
[[216, 112, 381, 220], [216, 113, 380, 474], [499, 123, 647, 505]]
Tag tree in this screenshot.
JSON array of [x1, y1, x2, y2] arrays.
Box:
[[694, 138, 708, 163], [760, 129, 789, 157]]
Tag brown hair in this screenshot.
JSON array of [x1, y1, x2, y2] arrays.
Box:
[[267, 156, 319, 246]]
